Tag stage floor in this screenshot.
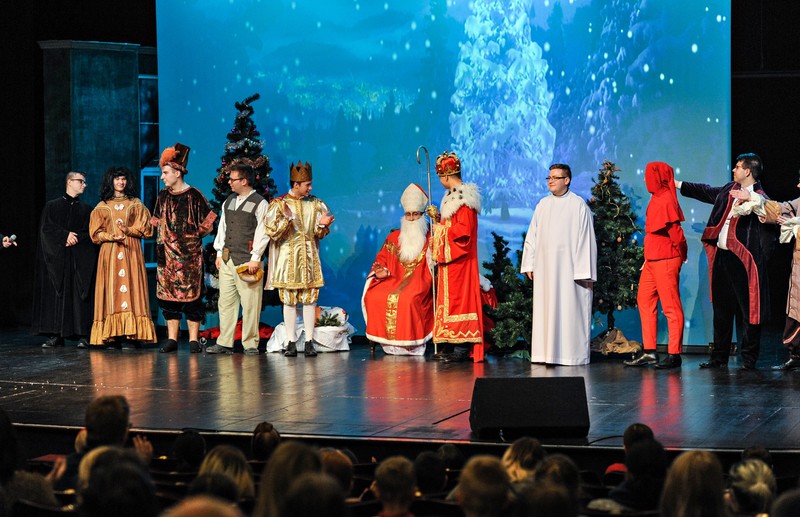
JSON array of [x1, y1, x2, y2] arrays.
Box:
[[1, 328, 799, 452]]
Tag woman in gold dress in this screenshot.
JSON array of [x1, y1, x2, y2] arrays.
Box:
[[89, 166, 156, 348]]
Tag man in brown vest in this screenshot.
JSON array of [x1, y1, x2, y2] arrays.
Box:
[[206, 163, 269, 355]]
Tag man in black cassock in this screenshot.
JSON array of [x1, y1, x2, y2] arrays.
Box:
[[32, 171, 97, 348]]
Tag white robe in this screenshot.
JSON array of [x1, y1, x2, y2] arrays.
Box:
[[520, 190, 597, 365]]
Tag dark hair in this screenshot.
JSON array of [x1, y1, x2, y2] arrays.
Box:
[[623, 422, 654, 449], [232, 163, 255, 186], [252, 422, 281, 462], [534, 454, 580, 503], [549, 163, 572, 179], [188, 472, 240, 504], [319, 448, 354, 496], [84, 395, 130, 448], [81, 454, 157, 517], [437, 443, 465, 470], [280, 472, 348, 517], [99, 166, 137, 201], [742, 445, 772, 468], [504, 437, 546, 471], [0, 408, 19, 484], [173, 430, 206, 472], [374, 456, 416, 508], [254, 441, 322, 517], [517, 481, 577, 517], [414, 451, 447, 494], [736, 153, 763, 179]]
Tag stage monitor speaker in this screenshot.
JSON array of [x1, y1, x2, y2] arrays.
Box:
[[469, 377, 590, 439]]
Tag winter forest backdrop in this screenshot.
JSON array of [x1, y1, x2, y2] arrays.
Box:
[[156, 0, 730, 345]]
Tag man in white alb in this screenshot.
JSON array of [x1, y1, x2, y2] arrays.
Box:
[[520, 163, 597, 365]]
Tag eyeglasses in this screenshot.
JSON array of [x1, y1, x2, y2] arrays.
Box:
[[404, 212, 423, 218], [228, 177, 244, 183], [70, 179, 87, 184], [546, 176, 568, 182]]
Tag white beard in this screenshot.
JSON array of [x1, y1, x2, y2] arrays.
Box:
[[398, 217, 428, 262]]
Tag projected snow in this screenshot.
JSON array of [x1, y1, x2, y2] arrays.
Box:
[[157, 0, 731, 345]]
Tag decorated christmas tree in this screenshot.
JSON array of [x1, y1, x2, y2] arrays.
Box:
[[203, 93, 277, 312], [482, 232, 532, 353], [588, 160, 643, 331]]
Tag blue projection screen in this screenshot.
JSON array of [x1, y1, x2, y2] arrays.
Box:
[[156, 0, 730, 345]]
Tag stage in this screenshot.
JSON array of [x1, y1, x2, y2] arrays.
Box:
[[2, 325, 800, 461]]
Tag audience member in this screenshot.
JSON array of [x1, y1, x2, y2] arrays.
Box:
[[319, 448, 355, 500], [251, 422, 281, 462], [253, 441, 322, 517], [725, 459, 776, 516], [188, 473, 240, 505], [660, 450, 727, 517], [76, 445, 113, 491], [515, 481, 577, 517], [413, 451, 448, 496], [533, 454, 581, 509], [173, 429, 207, 472], [437, 443, 466, 471], [771, 487, 800, 517], [501, 437, 546, 484], [0, 408, 59, 510], [455, 455, 511, 517], [604, 422, 655, 476], [161, 494, 244, 517], [371, 456, 416, 517], [588, 439, 667, 513], [79, 452, 157, 517], [198, 445, 255, 501], [741, 445, 773, 469], [280, 472, 348, 517]]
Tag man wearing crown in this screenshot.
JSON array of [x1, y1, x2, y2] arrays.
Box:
[[429, 151, 485, 362], [151, 143, 217, 354], [264, 161, 335, 357], [362, 184, 434, 355]]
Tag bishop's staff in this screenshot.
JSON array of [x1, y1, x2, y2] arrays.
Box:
[[416, 145, 438, 354]]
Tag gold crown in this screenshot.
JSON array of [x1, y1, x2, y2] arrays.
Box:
[[435, 151, 461, 176], [290, 161, 312, 183]]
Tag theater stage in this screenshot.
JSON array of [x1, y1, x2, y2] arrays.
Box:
[[1, 327, 800, 461]]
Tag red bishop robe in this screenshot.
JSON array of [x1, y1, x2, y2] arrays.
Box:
[[362, 229, 433, 349], [431, 182, 485, 362]]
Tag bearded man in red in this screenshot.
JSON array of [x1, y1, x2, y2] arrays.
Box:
[[362, 184, 433, 355]]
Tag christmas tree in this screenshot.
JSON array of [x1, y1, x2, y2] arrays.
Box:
[[588, 160, 643, 331], [482, 232, 532, 353], [203, 93, 277, 312]]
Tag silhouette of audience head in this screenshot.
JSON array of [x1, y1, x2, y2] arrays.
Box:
[[660, 450, 726, 517], [533, 454, 580, 507], [622, 422, 654, 451], [84, 395, 130, 449], [501, 437, 546, 482], [517, 480, 577, 517], [372, 456, 416, 515], [188, 472, 240, 504], [251, 422, 281, 462], [80, 449, 156, 517], [414, 450, 448, 495], [0, 408, 19, 485], [772, 487, 800, 517], [456, 455, 510, 517], [198, 445, 255, 500], [319, 448, 354, 497], [437, 443, 466, 471], [742, 445, 773, 469], [173, 429, 207, 472], [280, 472, 348, 517], [254, 441, 322, 517], [726, 458, 776, 515], [162, 495, 244, 517]]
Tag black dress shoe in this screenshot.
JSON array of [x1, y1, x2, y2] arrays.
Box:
[[740, 362, 757, 371], [76, 339, 89, 349], [442, 351, 469, 363], [189, 341, 201, 353], [773, 357, 800, 371], [42, 337, 64, 348], [699, 360, 727, 369], [654, 354, 682, 369], [624, 352, 658, 367], [159, 339, 178, 353]]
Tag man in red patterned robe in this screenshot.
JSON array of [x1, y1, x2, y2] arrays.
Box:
[[429, 151, 484, 362], [362, 184, 433, 355]]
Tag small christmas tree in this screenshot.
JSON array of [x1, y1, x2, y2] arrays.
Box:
[[203, 93, 277, 312], [482, 232, 532, 353], [588, 160, 643, 331]]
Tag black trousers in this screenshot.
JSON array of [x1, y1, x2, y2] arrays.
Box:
[[710, 249, 761, 365]]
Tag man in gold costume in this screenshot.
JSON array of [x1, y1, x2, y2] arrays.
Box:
[[264, 161, 335, 357]]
